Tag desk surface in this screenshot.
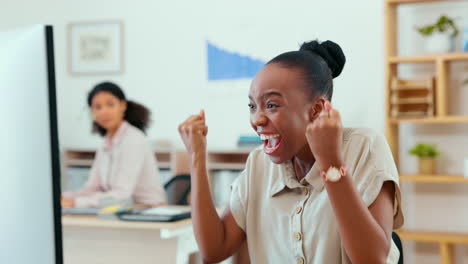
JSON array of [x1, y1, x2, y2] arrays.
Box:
[[62, 215, 192, 231]]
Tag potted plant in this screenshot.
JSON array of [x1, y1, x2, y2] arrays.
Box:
[[409, 143, 440, 175], [416, 15, 459, 53]]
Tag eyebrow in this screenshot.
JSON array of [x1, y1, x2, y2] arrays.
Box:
[[249, 91, 283, 101]]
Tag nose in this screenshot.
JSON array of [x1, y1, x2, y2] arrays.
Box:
[[251, 109, 267, 128], [94, 107, 111, 119]]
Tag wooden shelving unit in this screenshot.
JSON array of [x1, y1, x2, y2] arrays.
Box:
[[63, 147, 253, 213], [64, 149, 173, 170], [396, 229, 468, 264], [155, 151, 172, 169], [400, 174, 468, 183], [385, 0, 468, 263], [63, 148, 253, 179], [207, 163, 247, 170], [167, 149, 252, 176], [397, 229, 468, 244], [390, 115, 468, 124], [384, 0, 468, 163], [207, 150, 250, 171], [388, 53, 468, 64]]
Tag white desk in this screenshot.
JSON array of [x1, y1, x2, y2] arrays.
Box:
[[62, 215, 198, 264]]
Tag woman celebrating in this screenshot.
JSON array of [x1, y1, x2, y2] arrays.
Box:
[[62, 82, 166, 208], [179, 40, 403, 263]]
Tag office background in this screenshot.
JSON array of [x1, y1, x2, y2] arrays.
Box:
[[2, 0, 468, 263]]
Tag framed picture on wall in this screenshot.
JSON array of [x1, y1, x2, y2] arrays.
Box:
[[68, 21, 124, 75]]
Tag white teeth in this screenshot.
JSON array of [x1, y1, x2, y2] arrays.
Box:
[[260, 134, 280, 140], [270, 137, 277, 144]]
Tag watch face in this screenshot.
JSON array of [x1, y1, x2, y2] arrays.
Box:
[[327, 168, 341, 182]]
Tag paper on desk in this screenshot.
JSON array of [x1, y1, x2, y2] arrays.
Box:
[[141, 206, 190, 216]]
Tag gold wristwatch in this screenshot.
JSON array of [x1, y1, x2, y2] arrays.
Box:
[[321, 165, 347, 182]]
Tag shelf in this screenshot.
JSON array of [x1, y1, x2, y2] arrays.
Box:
[[64, 148, 251, 173], [391, 112, 431, 118], [65, 159, 171, 170], [158, 162, 171, 169], [208, 149, 254, 154], [396, 229, 468, 244], [66, 159, 94, 167], [444, 52, 468, 61], [388, 55, 437, 63], [208, 163, 246, 170], [391, 98, 432, 104], [388, 53, 468, 64], [387, 0, 466, 5], [396, 229, 468, 264], [400, 174, 468, 183], [390, 115, 468, 124], [391, 86, 431, 91]]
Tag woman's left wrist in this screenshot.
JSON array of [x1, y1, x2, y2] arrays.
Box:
[[318, 155, 344, 171]]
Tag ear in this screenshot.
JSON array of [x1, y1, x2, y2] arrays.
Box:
[[306, 97, 326, 122], [121, 100, 128, 113]]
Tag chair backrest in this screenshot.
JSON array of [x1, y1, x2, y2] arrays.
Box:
[[392, 232, 404, 264], [164, 174, 191, 205]]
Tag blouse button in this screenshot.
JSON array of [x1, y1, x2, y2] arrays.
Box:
[[296, 206, 303, 214], [296, 257, 305, 264], [294, 232, 302, 241]]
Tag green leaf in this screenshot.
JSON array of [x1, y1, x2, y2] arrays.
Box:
[[416, 15, 459, 37], [408, 143, 440, 158]]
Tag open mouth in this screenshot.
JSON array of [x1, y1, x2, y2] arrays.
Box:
[[260, 134, 282, 155]]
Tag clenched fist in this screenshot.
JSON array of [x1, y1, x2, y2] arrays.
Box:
[[306, 101, 344, 170], [178, 109, 208, 156]]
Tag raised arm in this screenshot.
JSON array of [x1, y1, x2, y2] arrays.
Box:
[[306, 101, 397, 263], [178, 110, 246, 263]]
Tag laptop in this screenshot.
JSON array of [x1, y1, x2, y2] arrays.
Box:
[[118, 206, 191, 222]]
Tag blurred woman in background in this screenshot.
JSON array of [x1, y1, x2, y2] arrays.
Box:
[[62, 82, 167, 208]]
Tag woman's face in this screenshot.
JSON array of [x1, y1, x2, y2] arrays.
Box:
[[249, 63, 321, 164], [90, 91, 126, 134]]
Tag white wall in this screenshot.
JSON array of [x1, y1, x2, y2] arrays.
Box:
[[1, 0, 385, 150], [4, 0, 468, 263]]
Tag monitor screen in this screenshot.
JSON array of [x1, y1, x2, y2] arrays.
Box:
[[0, 25, 63, 264]]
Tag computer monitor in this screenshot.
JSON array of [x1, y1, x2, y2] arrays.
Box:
[[0, 25, 63, 264]]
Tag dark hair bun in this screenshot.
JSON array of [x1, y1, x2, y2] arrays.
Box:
[[299, 40, 346, 78]]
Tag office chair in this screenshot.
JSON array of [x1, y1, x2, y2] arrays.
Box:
[[164, 174, 191, 205], [392, 232, 404, 264]]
